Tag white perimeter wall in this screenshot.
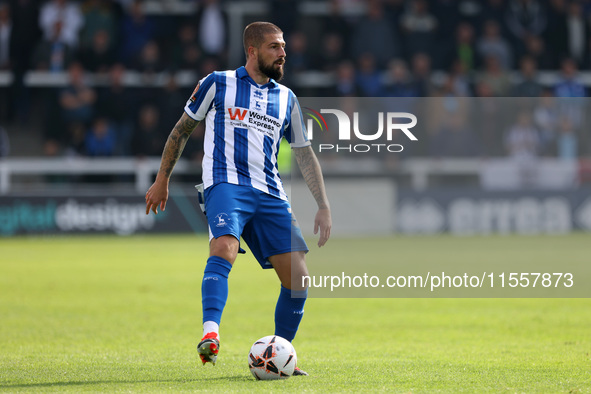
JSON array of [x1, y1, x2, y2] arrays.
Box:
[[285, 179, 396, 237]]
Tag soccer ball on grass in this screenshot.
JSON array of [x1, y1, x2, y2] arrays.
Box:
[[248, 335, 297, 380]]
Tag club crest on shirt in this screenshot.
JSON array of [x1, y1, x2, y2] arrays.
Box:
[[190, 83, 200, 102], [215, 213, 229, 227], [250, 89, 267, 114]]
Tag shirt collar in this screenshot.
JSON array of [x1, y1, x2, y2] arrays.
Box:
[[236, 66, 278, 89]]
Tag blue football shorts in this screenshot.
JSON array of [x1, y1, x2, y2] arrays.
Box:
[[204, 182, 309, 269]]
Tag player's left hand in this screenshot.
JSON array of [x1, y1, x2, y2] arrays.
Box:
[[314, 208, 332, 247]]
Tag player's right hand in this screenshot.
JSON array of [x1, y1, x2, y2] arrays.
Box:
[[145, 180, 169, 215]]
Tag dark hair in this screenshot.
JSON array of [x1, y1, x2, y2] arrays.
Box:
[[243, 22, 283, 58]]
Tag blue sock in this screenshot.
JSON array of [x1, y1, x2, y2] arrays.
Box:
[[201, 256, 232, 325], [274, 285, 307, 342]]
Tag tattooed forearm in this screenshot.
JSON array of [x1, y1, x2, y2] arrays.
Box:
[[157, 113, 199, 180], [293, 146, 330, 209]]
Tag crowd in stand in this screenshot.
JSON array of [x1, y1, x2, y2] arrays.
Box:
[[0, 0, 590, 160]]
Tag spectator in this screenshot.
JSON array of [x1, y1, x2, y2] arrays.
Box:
[[352, 0, 400, 68], [82, 116, 116, 182], [448, 59, 471, 96], [42, 83, 67, 157], [285, 31, 310, 74], [39, 0, 83, 48], [279, 30, 308, 87], [131, 104, 163, 157], [59, 62, 96, 131], [533, 90, 559, 155], [409, 52, 434, 96], [432, 0, 460, 46], [0, 125, 9, 157], [440, 22, 476, 72], [478, 56, 512, 96], [78, 29, 116, 73], [85, 116, 116, 157], [170, 23, 201, 71], [505, 109, 542, 187], [32, 21, 74, 71], [482, 0, 508, 27], [119, 0, 154, 67], [64, 120, 85, 156], [132, 40, 165, 76], [43, 138, 61, 157], [6, 0, 42, 123], [554, 57, 586, 98], [565, 1, 589, 67], [96, 63, 136, 155], [585, 40, 591, 70], [199, 56, 221, 78], [543, 0, 568, 68], [556, 116, 578, 160], [456, 0, 486, 33], [195, 0, 228, 67], [9, 0, 42, 74], [382, 59, 419, 98], [383, 0, 405, 32], [512, 56, 543, 97], [505, 110, 540, 159], [522, 34, 554, 69], [426, 76, 469, 138], [505, 0, 547, 55], [474, 81, 505, 156], [477, 19, 513, 70], [0, 2, 11, 121], [332, 60, 360, 97], [80, 0, 116, 50], [315, 32, 345, 72], [355, 53, 382, 97], [158, 73, 189, 133], [400, 0, 437, 59], [0, 2, 11, 70], [324, 0, 352, 50], [111, 0, 132, 12], [554, 58, 585, 130]]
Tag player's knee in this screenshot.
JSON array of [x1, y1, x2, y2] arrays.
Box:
[[293, 252, 309, 286], [288, 255, 309, 292], [291, 274, 309, 292], [210, 235, 239, 263]]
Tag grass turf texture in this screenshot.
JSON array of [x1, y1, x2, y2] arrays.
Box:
[[0, 235, 590, 393]]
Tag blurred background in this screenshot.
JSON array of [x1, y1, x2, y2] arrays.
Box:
[[1, 0, 591, 237]]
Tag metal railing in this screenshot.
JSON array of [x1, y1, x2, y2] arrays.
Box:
[[1, 157, 578, 195], [0, 157, 193, 194]]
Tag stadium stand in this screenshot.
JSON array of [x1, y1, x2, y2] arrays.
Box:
[[1, 0, 591, 193]]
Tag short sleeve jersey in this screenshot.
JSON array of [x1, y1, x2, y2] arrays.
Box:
[[184, 66, 310, 200]]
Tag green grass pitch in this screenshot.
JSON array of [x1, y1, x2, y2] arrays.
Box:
[[1, 235, 590, 393]]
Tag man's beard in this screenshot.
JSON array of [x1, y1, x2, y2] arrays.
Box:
[[258, 57, 284, 81]]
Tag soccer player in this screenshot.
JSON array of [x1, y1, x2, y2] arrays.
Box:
[[145, 22, 331, 376]]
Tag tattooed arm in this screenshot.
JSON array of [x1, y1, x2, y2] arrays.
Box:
[[293, 145, 332, 246], [145, 112, 199, 215]]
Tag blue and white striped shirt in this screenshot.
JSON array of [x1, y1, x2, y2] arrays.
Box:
[[184, 66, 310, 201]]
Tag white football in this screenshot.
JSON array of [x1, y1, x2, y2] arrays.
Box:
[[248, 335, 297, 380]]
